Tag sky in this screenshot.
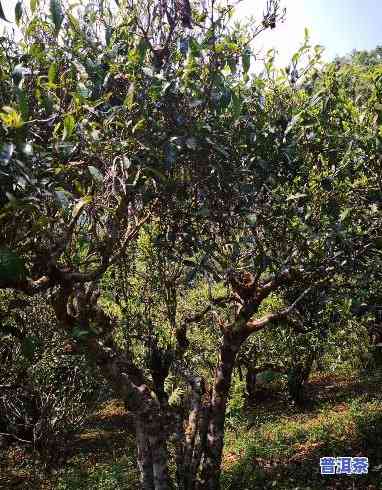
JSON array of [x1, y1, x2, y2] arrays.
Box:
[[1, 0, 381, 66], [235, 0, 382, 66]]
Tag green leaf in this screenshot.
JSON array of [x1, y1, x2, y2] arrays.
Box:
[[21, 336, 38, 360], [48, 62, 58, 83], [132, 119, 145, 134], [321, 177, 333, 192], [189, 38, 201, 57], [242, 48, 251, 74], [15, 1, 23, 25], [105, 26, 113, 46], [218, 88, 231, 112], [30, 0, 39, 14], [186, 137, 197, 150], [72, 195, 92, 218], [16, 88, 29, 120], [136, 38, 149, 63], [67, 12, 80, 32], [124, 82, 135, 110], [339, 208, 351, 222], [246, 213, 257, 226], [286, 193, 307, 201], [168, 386, 184, 406], [0, 248, 27, 282], [50, 0, 63, 36], [227, 58, 237, 74], [230, 91, 241, 120], [88, 165, 103, 183], [374, 237, 382, 250], [0, 1, 9, 21], [183, 258, 197, 267], [72, 326, 91, 339], [259, 370, 277, 383], [195, 207, 210, 217], [12, 65, 27, 86], [63, 114, 75, 140], [146, 166, 167, 182], [77, 82, 89, 98]]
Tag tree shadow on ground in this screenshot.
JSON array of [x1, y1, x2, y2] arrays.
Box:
[[0, 399, 138, 489], [222, 400, 382, 489], [244, 373, 382, 425]]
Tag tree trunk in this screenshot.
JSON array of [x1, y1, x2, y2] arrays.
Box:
[[198, 337, 240, 489], [288, 353, 314, 406], [190, 404, 209, 490], [173, 412, 186, 490], [245, 367, 257, 403], [136, 413, 172, 490], [149, 429, 171, 490], [136, 418, 155, 490], [181, 375, 205, 489], [52, 286, 172, 489]]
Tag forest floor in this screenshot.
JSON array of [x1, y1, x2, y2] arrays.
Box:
[[1, 372, 381, 490]]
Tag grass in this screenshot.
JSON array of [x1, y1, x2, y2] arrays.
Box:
[[221, 372, 382, 489], [1, 373, 381, 489], [0, 400, 140, 489]]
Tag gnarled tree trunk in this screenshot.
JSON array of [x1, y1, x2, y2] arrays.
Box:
[[51, 285, 172, 489], [197, 336, 241, 489], [136, 418, 155, 490]]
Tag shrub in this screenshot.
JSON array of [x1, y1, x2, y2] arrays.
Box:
[[0, 292, 106, 468]]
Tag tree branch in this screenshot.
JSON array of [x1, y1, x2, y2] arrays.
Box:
[[64, 213, 151, 283], [175, 294, 231, 352], [0, 275, 51, 295], [245, 284, 315, 335], [250, 363, 286, 375], [0, 432, 32, 444]]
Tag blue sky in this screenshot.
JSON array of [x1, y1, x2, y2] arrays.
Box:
[[1, 0, 381, 66]]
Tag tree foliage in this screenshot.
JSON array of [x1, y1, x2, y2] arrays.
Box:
[[0, 1, 381, 488]]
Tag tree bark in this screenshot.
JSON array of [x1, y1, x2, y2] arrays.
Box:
[[245, 367, 257, 402], [149, 428, 171, 490], [198, 336, 241, 489], [183, 376, 207, 490], [136, 418, 155, 490], [288, 353, 314, 406], [51, 285, 172, 489]]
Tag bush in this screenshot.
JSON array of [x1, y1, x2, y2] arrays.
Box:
[[0, 292, 106, 468]]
